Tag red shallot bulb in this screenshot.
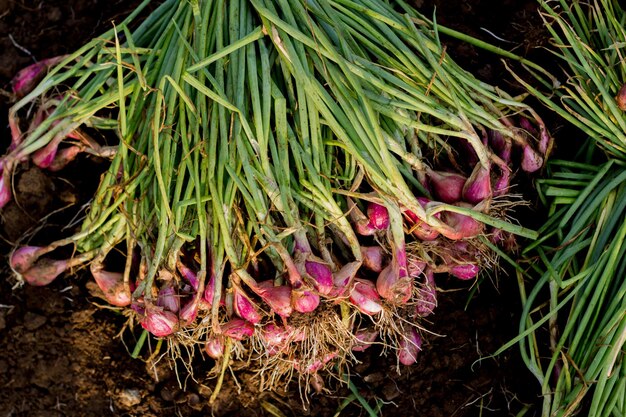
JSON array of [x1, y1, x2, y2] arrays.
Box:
[[11, 56, 68, 98], [440, 206, 484, 240], [10, 245, 43, 273], [205, 335, 225, 359], [91, 265, 131, 307], [450, 263, 480, 280], [426, 168, 467, 203], [415, 268, 437, 317], [521, 144, 544, 173], [233, 286, 262, 324], [463, 163, 492, 204], [157, 284, 180, 312], [221, 318, 255, 340], [48, 146, 82, 172], [141, 307, 178, 337], [304, 259, 333, 295], [176, 259, 199, 291], [349, 279, 383, 316], [352, 329, 378, 352], [329, 261, 361, 297], [366, 202, 390, 230], [376, 264, 412, 304], [255, 281, 293, 318], [292, 289, 320, 313], [398, 328, 422, 366], [360, 246, 385, 273], [179, 297, 200, 324], [0, 161, 12, 208]]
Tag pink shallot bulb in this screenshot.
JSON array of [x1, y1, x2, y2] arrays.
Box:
[[352, 329, 378, 352], [254, 281, 293, 318], [205, 335, 225, 359], [10, 245, 43, 273], [398, 328, 422, 366], [233, 286, 262, 324], [48, 146, 82, 172], [11, 56, 68, 98], [463, 163, 492, 204], [349, 278, 383, 316], [366, 202, 390, 230], [403, 198, 440, 241], [450, 263, 480, 280], [426, 168, 467, 203], [0, 161, 12, 209], [179, 297, 200, 325], [176, 259, 199, 290], [376, 264, 412, 305], [91, 265, 131, 307], [20, 258, 69, 286], [360, 246, 385, 273], [521, 144, 544, 173], [440, 205, 484, 240], [304, 259, 333, 295], [262, 323, 291, 355], [141, 307, 178, 337], [292, 289, 320, 313], [415, 268, 437, 317], [221, 318, 255, 340], [157, 284, 180, 312]]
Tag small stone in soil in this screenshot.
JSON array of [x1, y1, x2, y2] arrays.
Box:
[[118, 388, 142, 407], [23, 312, 47, 330]]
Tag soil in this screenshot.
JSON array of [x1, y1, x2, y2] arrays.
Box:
[[0, 1, 552, 416]]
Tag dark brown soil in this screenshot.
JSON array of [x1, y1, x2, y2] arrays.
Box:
[[1, 1, 549, 416]]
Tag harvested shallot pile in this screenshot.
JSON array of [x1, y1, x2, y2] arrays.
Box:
[[2, 0, 549, 403]]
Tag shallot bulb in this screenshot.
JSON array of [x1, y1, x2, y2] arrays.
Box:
[[205, 335, 225, 359], [426, 168, 467, 203], [352, 329, 378, 352], [262, 323, 291, 355], [10, 246, 43, 273], [221, 318, 255, 340], [254, 281, 293, 318], [398, 328, 422, 366], [440, 206, 484, 240], [141, 307, 178, 337], [415, 268, 437, 317], [48, 146, 82, 172], [366, 202, 390, 230], [233, 286, 262, 324], [521, 144, 544, 173], [463, 163, 492, 204], [376, 264, 412, 304], [329, 261, 361, 298], [10, 246, 68, 286], [403, 198, 440, 241], [349, 279, 383, 316], [11, 56, 68, 98], [304, 259, 333, 295], [179, 297, 200, 324], [0, 161, 12, 209], [360, 246, 385, 273], [157, 284, 180, 312], [292, 289, 320, 313], [91, 265, 131, 307], [450, 263, 480, 280], [176, 259, 199, 290]]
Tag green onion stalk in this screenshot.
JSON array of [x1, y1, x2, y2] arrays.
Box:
[[469, 0, 626, 415], [4, 0, 546, 396]]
